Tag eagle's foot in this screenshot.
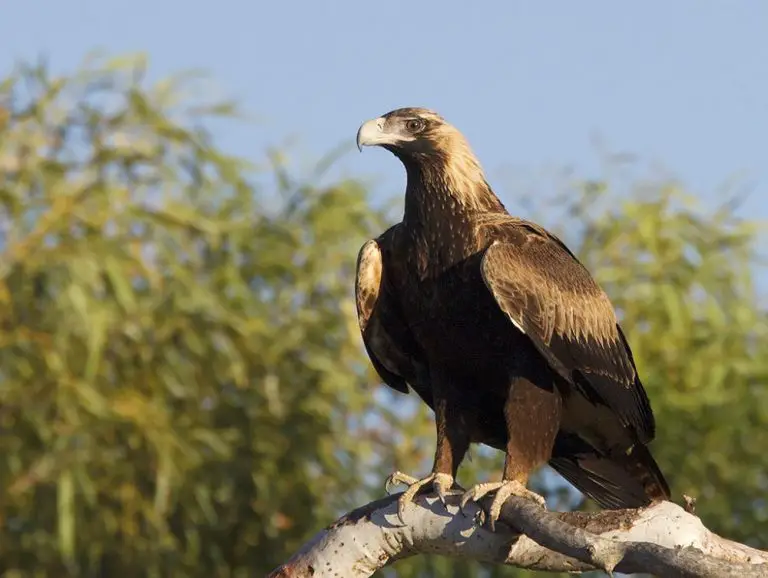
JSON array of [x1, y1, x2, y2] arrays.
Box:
[[460, 480, 546, 531], [384, 471, 456, 525]]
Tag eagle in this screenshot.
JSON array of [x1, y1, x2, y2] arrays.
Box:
[[354, 107, 670, 529]]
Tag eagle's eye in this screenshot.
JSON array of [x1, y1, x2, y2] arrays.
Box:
[[405, 118, 425, 133]]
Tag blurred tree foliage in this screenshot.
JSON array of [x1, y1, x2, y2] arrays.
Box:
[[0, 55, 392, 577], [0, 55, 765, 578]]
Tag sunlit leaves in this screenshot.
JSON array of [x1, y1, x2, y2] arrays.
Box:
[[0, 56, 388, 576]]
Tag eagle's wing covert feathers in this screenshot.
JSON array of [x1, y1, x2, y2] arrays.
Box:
[[480, 234, 655, 443]]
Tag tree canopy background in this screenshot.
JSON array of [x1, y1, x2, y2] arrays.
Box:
[[0, 55, 765, 578]]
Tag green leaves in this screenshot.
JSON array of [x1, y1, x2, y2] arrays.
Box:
[[0, 55, 388, 576]]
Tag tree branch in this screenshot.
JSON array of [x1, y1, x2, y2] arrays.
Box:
[[268, 493, 768, 577]]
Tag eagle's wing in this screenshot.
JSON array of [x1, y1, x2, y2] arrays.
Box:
[[355, 234, 429, 400], [480, 226, 654, 444]]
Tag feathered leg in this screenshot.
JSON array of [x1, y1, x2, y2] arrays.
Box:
[[386, 380, 469, 525], [461, 377, 561, 530]]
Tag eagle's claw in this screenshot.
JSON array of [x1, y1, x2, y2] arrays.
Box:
[[385, 471, 419, 495], [460, 480, 546, 532], [384, 470, 456, 525]]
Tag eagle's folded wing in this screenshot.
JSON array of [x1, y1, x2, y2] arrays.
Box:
[[480, 235, 655, 444], [356, 236, 429, 400]]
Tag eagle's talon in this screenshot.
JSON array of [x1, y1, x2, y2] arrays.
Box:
[[433, 472, 455, 505], [460, 480, 546, 531], [384, 471, 419, 495], [384, 471, 455, 525]]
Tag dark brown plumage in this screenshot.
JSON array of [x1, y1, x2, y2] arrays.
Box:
[[355, 107, 670, 526]]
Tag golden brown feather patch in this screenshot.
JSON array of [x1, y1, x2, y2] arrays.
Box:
[[355, 239, 383, 333]]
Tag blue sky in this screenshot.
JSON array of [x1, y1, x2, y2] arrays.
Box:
[[2, 0, 767, 218]]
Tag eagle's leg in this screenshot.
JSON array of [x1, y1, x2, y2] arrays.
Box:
[[386, 388, 469, 525], [461, 377, 561, 531]]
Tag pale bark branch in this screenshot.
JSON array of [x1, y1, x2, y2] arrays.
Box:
[[268, 493, 768, 577]]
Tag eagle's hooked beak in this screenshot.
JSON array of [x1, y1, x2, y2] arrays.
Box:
[[356, 117, 388, 151]]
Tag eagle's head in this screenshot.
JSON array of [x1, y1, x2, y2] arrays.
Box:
[[356, 107, 473, 163], [356, 107, 501, 212]]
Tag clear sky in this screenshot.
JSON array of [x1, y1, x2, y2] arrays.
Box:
[[2, 0, 767, 218]]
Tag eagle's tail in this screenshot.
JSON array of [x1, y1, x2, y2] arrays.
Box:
[[549, 438, 670, 510]]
